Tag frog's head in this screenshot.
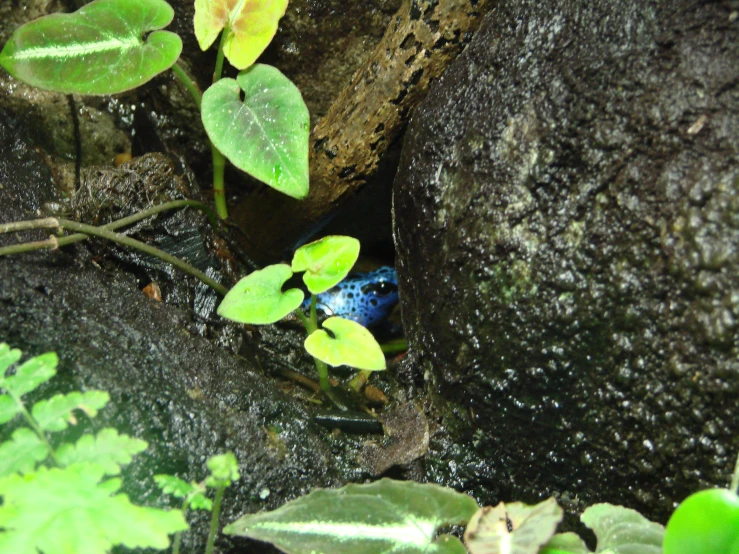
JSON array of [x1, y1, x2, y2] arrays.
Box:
[[354, 267, 399, 327]]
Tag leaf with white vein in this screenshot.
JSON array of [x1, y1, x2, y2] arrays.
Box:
[[224, 478, 479, 554], [0, 0, 182, 95]]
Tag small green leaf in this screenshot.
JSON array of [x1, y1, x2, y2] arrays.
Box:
[[188, 491, 214, 511], [0, 0, 182, 95], [56, 428, 148, 476], [541, 532, 590, 554], [205, 451, 240, 488], [0, 428, 48, 478], [194, 0, 288, 70], [2, 352, 57, 398], [304, 317, 386, 371], [154, 475, 197, 499], [292, 236, 361, 294], [0, 343, 22, 377], [218, 264, 304, 324], [581, 503, 664, 554], [464, 498, 563, 554], [0, 394, 19, 425], [32, 390, 110, 432], [154, 475, 213, 511], [202, 64, 310, 199], [0, 465, 188, 553], [224, 478, 479, 554]]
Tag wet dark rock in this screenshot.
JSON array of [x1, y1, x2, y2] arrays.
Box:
[[0, 252, 350, 553], [394, 0, 739, 523], [0, 75, 131, 188], [0, 105, 61, 245], [0, 96, 344, 553]]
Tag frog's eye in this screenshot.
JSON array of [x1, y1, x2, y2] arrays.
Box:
[[361, 281, 398, 296]]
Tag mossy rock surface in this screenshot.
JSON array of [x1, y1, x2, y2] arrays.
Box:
[[394, 0, 739, 523]]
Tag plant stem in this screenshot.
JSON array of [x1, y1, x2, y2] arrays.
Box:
[[295, 298, 331, 390], [0, 201, 226, 294], [0, 217, 59, 233], [294, 307, 311, 329], [205, 486, 226, 554], [170, 61, 228, 219], [212, 26, 230, 84], [8, 390, 60, 465], [0, 200, 216, 241], [732, 451, 739, 495], [380, 337, 408, 354], [348, 370, 370, 392], [172, 529, 183, 554], [310, 293, 318, 332], [56, 218, 228, 295], [171, 61, 202, 109], [211, 145, 228, 220], [0, 214, 227, 295], [207, 26, 232, 220], [0, 237, 60, 256], [172, 499, 189, 554]]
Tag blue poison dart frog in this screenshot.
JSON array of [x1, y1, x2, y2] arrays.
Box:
[[302, 266, 399, 327]]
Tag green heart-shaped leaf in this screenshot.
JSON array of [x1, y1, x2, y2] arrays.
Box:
[[304, 317, 385, 371], [194, 0, 289, 70], [202, 64, 310, 199], [217, 264, 304, 324], [292, 236, 360, 294], [0, 0, 182, 95]]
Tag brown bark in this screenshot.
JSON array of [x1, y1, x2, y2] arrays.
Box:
[[231, 0, 492, 263]]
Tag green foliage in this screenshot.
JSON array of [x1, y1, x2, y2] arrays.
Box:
[[202, 64, 310, 199], [217, 264, 304, 324], [155, 451, 240, 554], [0, 343, 188, 553], [32, 390, 109, 431], [663, 488, 739, 554], [0, 0, 182, 95], [0, 428, 48, 476], [55, 428, 147, 474], [292, 236, 361, 294], [580, 503, 663, 553], [194, 0, 289, 70], [155, 474, 213, 511], [0, 466, 186, 553], [304, 317, 386, 371], [542, 503, 664, 554], [540, 533, 590, 554], [205, 451, 240, 488], [222, 479, 669, 554], [0, 0, 308, 219], [464, 498, 563, 554], [218, 236, 386, 378], [224, 478, 479, 554]]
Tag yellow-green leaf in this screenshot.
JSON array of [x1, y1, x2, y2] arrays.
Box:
[[292, 236, 360, 295], [217, 264, 304, 324], [195, 0, 289, 70], [304, 317, 386, 371]]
